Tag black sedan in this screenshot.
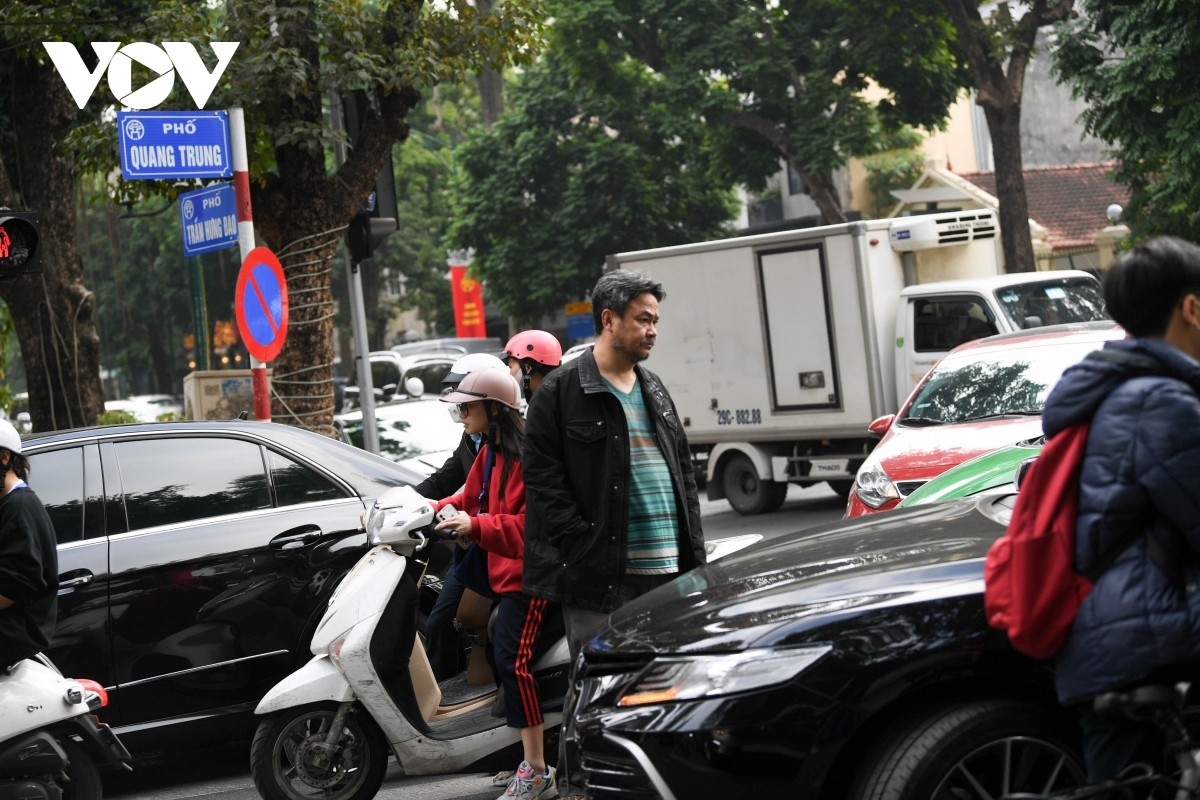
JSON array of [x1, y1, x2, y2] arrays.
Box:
[[25, 420, 423, 753], [573, 495, 1089, 800]]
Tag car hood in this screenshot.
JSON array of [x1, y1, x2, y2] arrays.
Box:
[[899, 443, 1041, 507], [878, 417, 1043, 480], [587, 499, 1005, 656]]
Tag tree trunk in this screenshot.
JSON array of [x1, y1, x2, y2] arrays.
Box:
[[477, 68, 504, 130], [983, 104, 1036, 273], [803, 167, 848, 226], [0, 56, 105, 432]]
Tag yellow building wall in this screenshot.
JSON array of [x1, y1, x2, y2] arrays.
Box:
[[847, 90, 981, 218]]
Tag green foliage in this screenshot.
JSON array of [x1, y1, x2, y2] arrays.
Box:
[[96, 410, 139, 426], [862, 127, 926, 218], [156, 412, 184, 421], [448, 47, 739, 323], [1054, 1, 1200, 241], [0, 303, 15, 414]]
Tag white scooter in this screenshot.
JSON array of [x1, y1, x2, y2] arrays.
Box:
[[0, 653, 131, 800], [250, 487, 763, 800]]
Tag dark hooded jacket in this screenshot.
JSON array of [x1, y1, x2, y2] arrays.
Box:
[[1042, 337, 1200, 705]]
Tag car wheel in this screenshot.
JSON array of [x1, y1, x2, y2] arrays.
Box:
[[723, 454, 787, 515], [851, 699, 1085, 800], [251, 702, 389, 800], [57, 737, 103, 800]]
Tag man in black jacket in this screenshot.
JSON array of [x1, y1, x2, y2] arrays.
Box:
[[523, 270, 704, 794], [0, 420, 58, 669]]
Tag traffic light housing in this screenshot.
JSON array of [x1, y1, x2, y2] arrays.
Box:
[[0, 210, 42, 276], [342, 90, 398, 264], [346, 212, 398, 264]]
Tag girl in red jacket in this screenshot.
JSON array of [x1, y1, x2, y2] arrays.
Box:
[[433, 367, 558, 800]]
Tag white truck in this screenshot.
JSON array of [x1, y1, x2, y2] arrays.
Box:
[[608, 211, 1108, 514]]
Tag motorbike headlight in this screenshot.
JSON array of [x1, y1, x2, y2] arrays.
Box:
[[855, 462, 899, 509], [617, 644, 832, 707]]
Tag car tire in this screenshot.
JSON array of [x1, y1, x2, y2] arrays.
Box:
[[723, 454, 788, 515], [850, 699, 1085, 800], [251, 702, 389, 800], [57, 736, 103, 800]]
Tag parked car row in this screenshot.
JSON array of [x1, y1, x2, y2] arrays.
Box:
[[30, 420, 423, 752]]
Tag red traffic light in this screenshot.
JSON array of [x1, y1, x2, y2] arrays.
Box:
[[0, 211, 42, 275]]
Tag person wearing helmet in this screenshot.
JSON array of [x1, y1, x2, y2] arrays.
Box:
[[503, 330, 563, 402], [0, 419, 59, 667], [416, 352, 508, 681], [433, 368, 561, 800]]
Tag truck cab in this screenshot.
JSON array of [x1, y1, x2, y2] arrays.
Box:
[[896, 271, 1106, 403]]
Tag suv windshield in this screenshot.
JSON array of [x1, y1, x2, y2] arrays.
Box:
[[341, 399, 463, 461], [994, 278, 1108, 329], [901, 340, 1104, 425]]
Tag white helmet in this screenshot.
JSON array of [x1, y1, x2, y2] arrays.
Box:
[[442, 353, 507, 386], [0, 419, 21, 455]]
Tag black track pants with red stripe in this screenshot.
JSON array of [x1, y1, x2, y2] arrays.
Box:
[[492, 592, 558, 729]]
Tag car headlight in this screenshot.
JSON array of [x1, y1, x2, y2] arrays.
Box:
[[855, 462, 899, 508], [616, 644, 832, 707]]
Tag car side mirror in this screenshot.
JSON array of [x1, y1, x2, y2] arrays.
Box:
[[16, 412, 29, 423], [868, 414, 895, 435], [404, 377, 425, 398], [382, 382, 398, 398], [1023, 315, 1043, 329], [1015, 456, 1039, 491]]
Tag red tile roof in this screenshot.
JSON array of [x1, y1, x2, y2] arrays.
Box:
[[957, 163, 1130, 251]]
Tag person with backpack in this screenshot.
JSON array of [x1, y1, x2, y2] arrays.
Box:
[[1036, 237, 1200, 781]]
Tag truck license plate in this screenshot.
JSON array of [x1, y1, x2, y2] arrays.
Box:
[[810, 458, 850, 477]]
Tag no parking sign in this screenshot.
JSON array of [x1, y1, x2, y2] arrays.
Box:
[[234, 247, 289, 362]]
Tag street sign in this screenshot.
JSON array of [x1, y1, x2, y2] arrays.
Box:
[[118, 110, 233, 180], [565, 301, 593, 340], [179, 183, 239, 257], [234, 247, 289, 363]]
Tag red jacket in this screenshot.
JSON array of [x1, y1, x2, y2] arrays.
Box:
[[433, 445, 526, 595]]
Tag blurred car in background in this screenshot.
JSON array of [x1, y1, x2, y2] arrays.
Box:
[[390, 336, 501, 356], [104, 394, 184, 422], [335, 396, 464, 475], [846, 321, 1123, 517], [562, 342, 593, 364]]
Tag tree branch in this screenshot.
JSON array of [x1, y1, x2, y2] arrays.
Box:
[[940, 0, 1007, 107]]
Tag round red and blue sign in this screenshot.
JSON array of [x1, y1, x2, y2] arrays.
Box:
[[234, 247, 289, 363]]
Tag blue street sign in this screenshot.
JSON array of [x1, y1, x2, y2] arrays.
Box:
[[179, 183, 239, 257], [118, 110, 233, 180], [567, 313, 593, 340]]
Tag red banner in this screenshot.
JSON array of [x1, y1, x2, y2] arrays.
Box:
[[449, 265, 487, 338]]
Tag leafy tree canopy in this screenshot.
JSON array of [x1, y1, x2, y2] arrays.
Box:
[[1054, 0, 1200, 241], [448, 46, 739, 323]]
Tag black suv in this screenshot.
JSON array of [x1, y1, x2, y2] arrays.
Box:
[[26, 421, 422, 751]]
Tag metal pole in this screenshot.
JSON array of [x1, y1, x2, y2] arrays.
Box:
[[189, 255, 210, 371], [330, 90, 380, 455], [229, 106, 272, 422]]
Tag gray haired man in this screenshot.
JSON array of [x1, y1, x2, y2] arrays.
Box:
[[522, 269, 705, 793]]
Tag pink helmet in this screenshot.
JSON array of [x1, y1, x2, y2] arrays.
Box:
[[503, 330, 562, 368]]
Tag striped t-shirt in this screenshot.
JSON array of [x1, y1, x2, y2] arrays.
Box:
[[602, 376, 680, 575]]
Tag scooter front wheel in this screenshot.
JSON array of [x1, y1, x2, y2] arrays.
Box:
[[57, 737, 103, 800], [251, 702, 389, 800]]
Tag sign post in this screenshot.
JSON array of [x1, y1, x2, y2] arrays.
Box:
[[565, 301, 594, 341], [228, 107, 272, 422], [234, 247, 289, 385], [330, 91, 380, 455], [117, 111, 232, 180]]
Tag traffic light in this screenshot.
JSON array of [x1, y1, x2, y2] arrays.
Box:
[[0, 210, 42, 276], [342, 90, 398, 264], [346, 212, 399, 264]]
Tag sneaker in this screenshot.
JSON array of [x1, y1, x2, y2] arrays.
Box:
[[492, 770, 516, 787], [496, 761, 557, 800]]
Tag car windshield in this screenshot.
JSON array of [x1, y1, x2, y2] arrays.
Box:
[[994, 278, 1108, 329], [341, 400, 463, 461], [901, 340, 1104, 425]]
